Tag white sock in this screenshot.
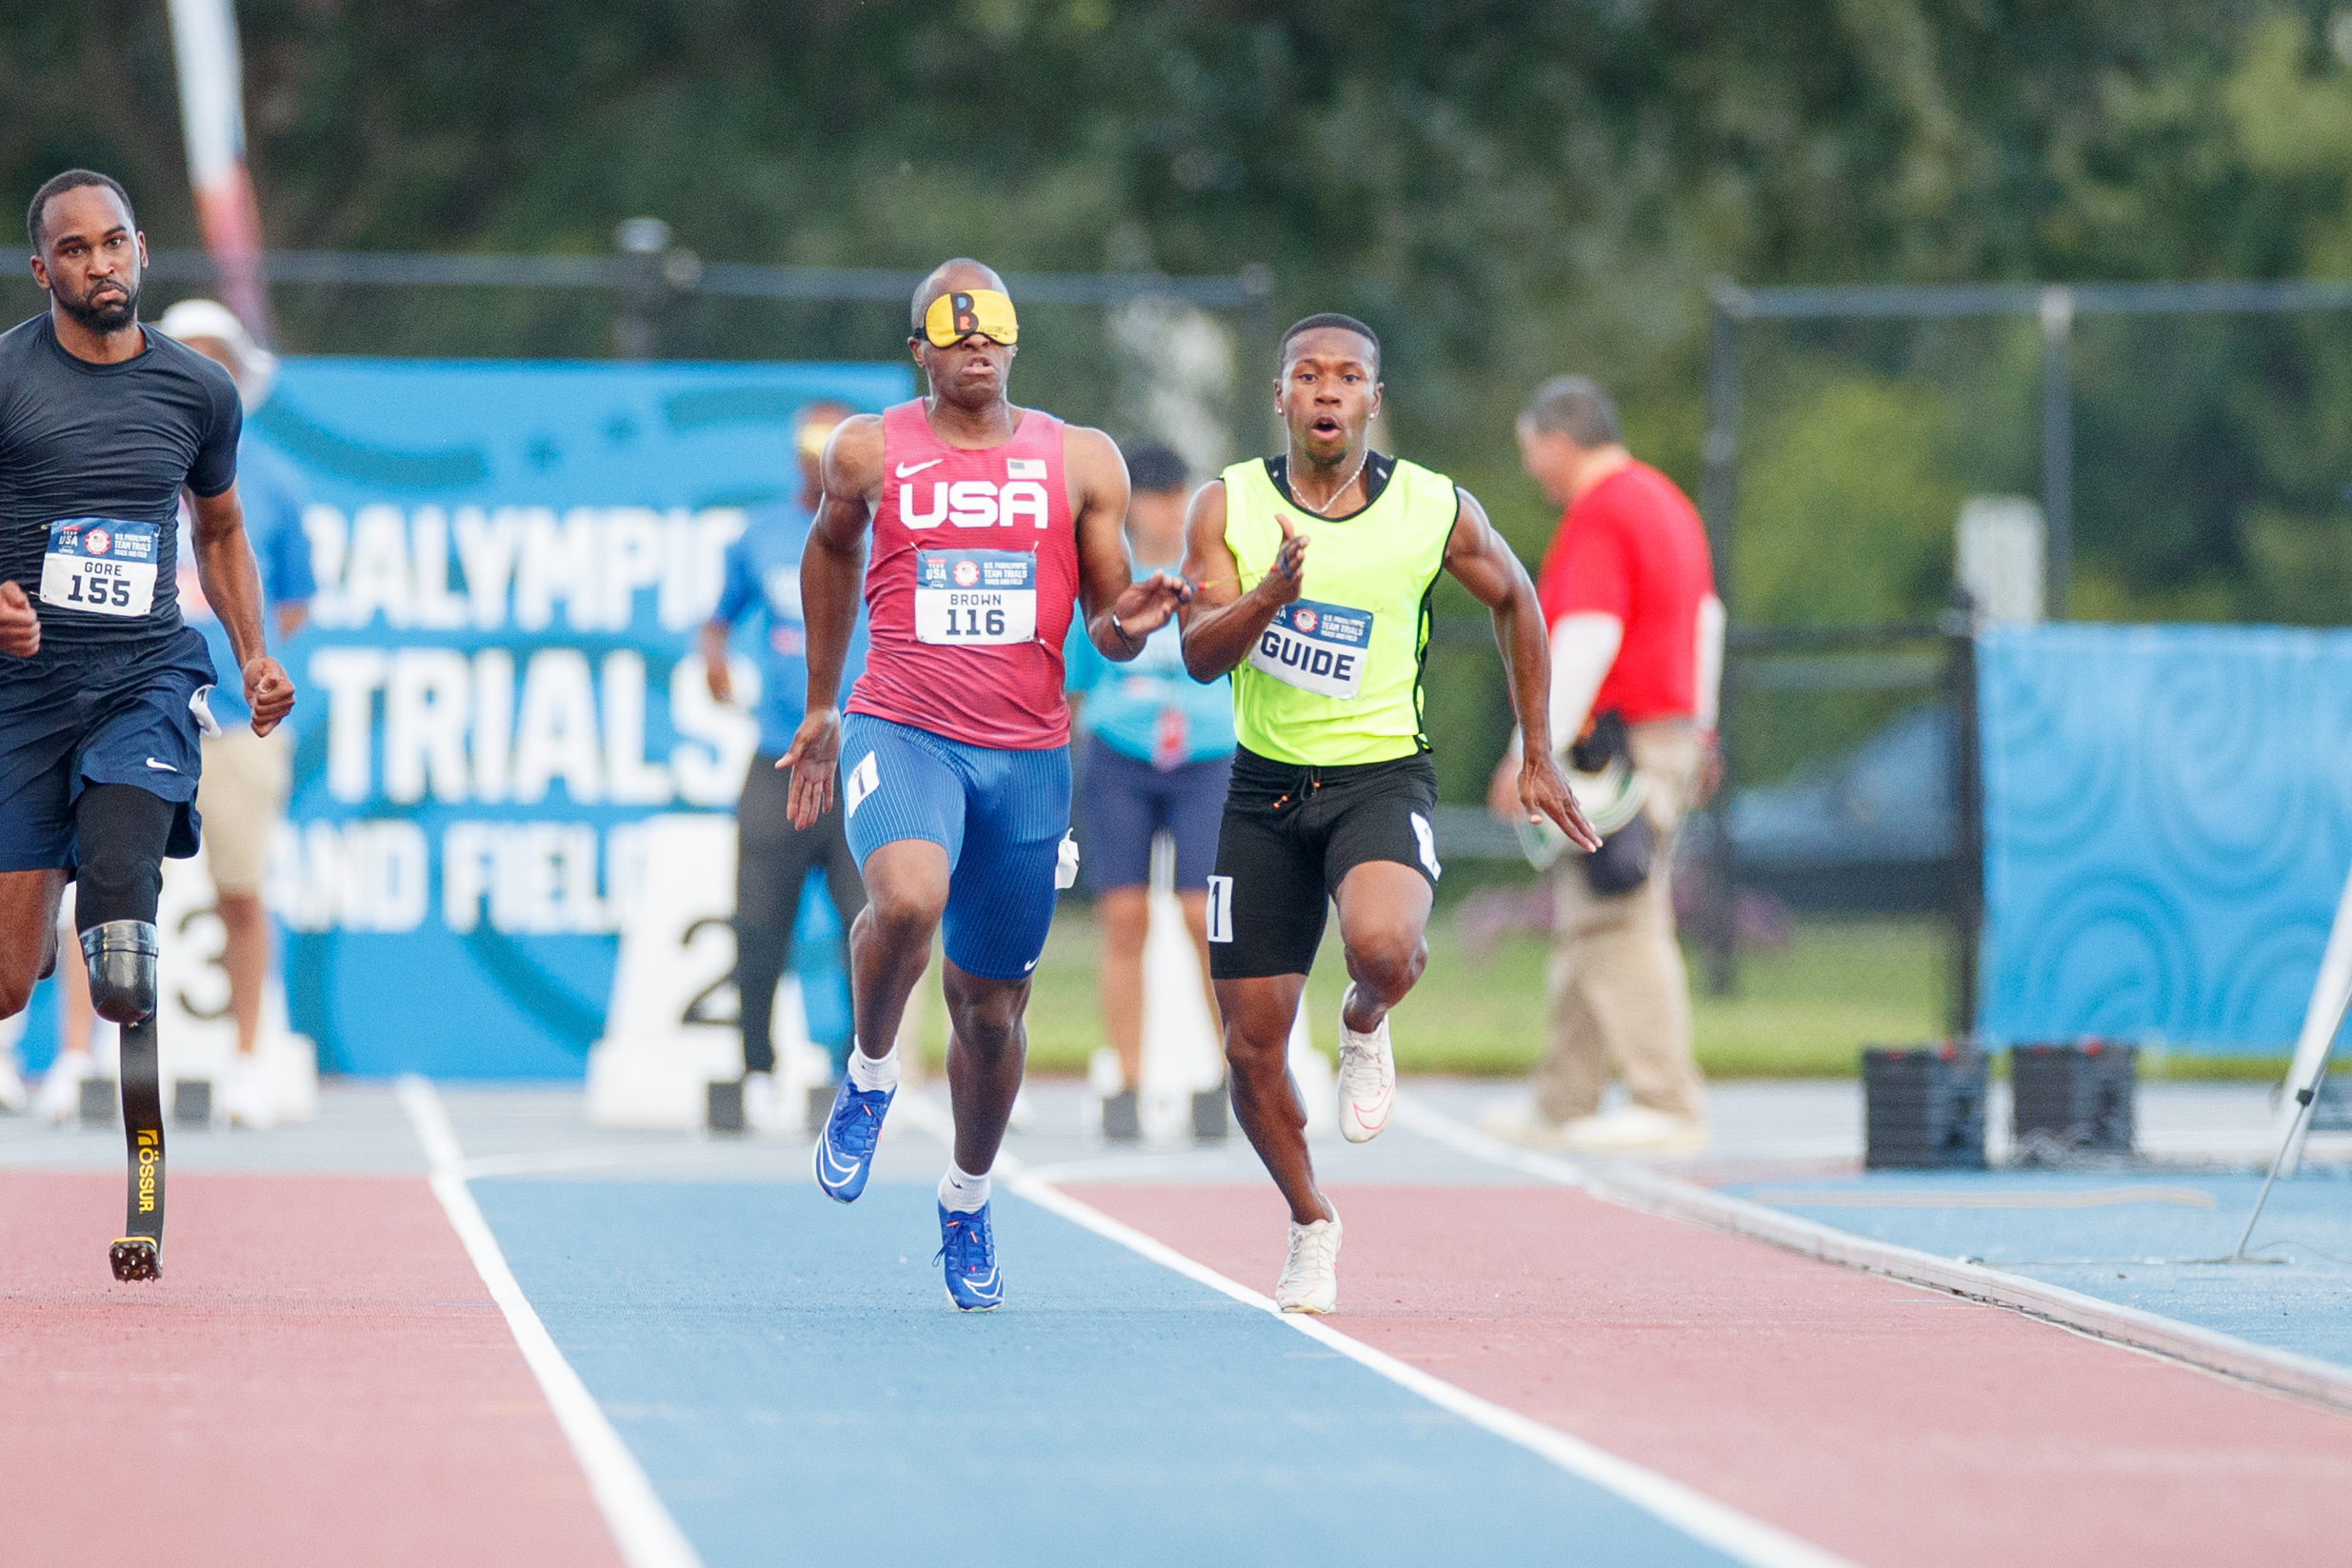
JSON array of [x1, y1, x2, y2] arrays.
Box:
[[938, 1161, 991, 1213], [847, 1040, 899, 1093]]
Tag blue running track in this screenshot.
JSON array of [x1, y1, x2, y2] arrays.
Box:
[[474, 1179, 1740, 1568]]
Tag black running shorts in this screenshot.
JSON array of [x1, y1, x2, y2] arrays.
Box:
[[1206, 745, 1442, 980]]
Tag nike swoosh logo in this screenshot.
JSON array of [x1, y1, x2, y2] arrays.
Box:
[[145, 758, 178, 772], [820, 1141, 863, 1181], [895, 459, 944, 478], [958, 1269, 1002, 1299]]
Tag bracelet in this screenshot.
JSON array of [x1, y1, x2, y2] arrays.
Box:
[[1110, 612, 1142, 653]]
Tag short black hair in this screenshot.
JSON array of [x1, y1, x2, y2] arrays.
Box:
[[28, 169, 134, 252], [1280, 312, 1380, 371], [1523, 375, 1622, 447], [1123, 439, 1187, 493]]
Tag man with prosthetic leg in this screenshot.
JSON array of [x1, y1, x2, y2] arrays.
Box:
[[781, 261, 1188, 1310], [0, 171, 294, 1280], [1179, 314, 1597, 1314]]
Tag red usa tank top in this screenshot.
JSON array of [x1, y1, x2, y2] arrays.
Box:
[[845, 400, 1080, 749]]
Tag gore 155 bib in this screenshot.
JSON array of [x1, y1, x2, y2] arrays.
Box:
[[1248, 597, 1372, 699], [41, 518, 160, 618], [915, 548, 1038, 645]]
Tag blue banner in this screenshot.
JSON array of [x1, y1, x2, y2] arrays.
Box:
[[244, 357, 907, 1077], [1978, 623, 2352, 1053]]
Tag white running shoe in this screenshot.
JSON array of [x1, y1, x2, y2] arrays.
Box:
[[33, 1049, 93, 1124], [1275, 1211, 1343, 1315], [0, 1053, 26, 1114], [223, 1053, 277, 1130], [1335, 986, 1396, 1143]]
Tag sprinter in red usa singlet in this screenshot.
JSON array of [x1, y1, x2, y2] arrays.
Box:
[[780, 258, 1190, 1311]]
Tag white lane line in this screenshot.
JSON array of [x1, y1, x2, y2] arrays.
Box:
[[891, 1091, 1849, 1568], [396, 1076, 704, 1568]]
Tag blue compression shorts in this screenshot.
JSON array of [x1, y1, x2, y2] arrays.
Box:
[[0, 625, 213, 873], [837, 712, 1071, 981]]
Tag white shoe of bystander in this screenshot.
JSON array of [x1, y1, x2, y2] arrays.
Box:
[[1557, 1104, 1707, 1154], [742, 1070, 783, 1134], [33, 1049, 93, 1124], [224, 1053, 277, 1130]]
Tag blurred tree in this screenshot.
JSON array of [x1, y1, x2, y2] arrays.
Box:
[[11, 0, 2352, 789]]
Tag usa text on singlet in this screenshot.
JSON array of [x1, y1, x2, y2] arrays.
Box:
[[845, 400, 1082, 750]]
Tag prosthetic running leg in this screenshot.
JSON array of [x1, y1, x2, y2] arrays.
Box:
[[84, 921, 163, 1280]]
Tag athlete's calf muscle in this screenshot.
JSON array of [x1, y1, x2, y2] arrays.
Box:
[[0, 867, 70, 1017]]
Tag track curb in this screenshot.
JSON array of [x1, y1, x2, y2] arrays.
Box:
[[1389, 1095, 2352, 1418], [1592, 1167, 2352, 1417]]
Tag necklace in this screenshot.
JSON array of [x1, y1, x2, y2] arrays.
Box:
[[1291, 449, 1368, 518]]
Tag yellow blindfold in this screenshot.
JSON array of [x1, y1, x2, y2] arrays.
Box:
[[922, 288, 1019, 348]]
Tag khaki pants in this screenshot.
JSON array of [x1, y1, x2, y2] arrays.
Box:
[[194, 727, 291, 897], [1531, 720, 1707, 1124]]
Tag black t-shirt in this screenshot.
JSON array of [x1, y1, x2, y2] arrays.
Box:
[[0, 312, 242, 654]]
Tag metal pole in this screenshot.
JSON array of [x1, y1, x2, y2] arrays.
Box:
[[613, 217, 670, 360], [1240, 263, 1280, 455], [2040, 287, 2074, 619], [1944, 586, 1984, 1038], [1700, 282, 1745, 997]]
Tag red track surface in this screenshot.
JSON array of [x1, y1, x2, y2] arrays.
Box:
[[0, 1171, 620, 1568], [1071, 1180, 2352, 1568]]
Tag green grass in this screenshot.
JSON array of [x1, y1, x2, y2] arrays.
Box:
[[990, 906, 1949, 1078], [918, 906, 2296, 1080]]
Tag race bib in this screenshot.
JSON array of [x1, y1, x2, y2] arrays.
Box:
[[914, 548, 1037, 645], [1249, 597, 1371, 699], [41, 518, 160, 619]]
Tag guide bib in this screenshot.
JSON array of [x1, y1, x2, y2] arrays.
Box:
[[914, 548, 1039, 645], [40, 518, 161, 619], [1248, 597, 1373, 700], [1221, 456, 1459, 766]]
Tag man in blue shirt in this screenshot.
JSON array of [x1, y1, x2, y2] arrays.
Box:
[[701, 400, 866, 1131], [1064, 441, 1234, 1135], [156, 299, 314, 1131]]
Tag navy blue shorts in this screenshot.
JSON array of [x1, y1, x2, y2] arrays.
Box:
[[1075, 735, 1232, 895], [0, 625, 214, 873], [837, 712, 1071, 981]]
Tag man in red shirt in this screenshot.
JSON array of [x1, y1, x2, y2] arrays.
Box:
[[1485, 376, 1724, 1152]]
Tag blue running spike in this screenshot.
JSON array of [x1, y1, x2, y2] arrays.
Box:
[[936, 1201, 1004, 1312], [813, 1078, 894, 1202]]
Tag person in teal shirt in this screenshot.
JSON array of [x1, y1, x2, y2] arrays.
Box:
[[1064, 442, 1234, 1133]]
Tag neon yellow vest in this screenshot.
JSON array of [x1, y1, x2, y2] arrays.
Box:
[[1222, 455, 1459, 765]]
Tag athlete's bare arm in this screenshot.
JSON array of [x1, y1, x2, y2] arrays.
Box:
[[1068, 426, 1189, 661], [188, 485, 294, 737], [1445, 486, 1601, 850], [779, 412, 884, 828], [1175, 479, 1310, 683]]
